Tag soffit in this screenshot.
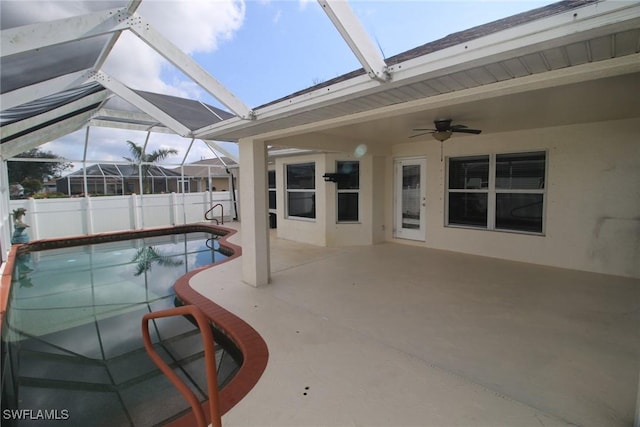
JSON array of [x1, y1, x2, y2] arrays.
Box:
[[200, 23, 640, 142]]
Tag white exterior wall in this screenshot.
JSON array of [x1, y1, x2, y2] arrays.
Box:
[[275, 153, 385, 247], [388, 118, 640, 278], [275, 154, 327, 246]]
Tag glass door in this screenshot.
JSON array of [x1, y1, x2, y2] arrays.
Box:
[[394, 157, 426, 241]]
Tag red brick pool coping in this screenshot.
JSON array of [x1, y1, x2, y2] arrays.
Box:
[[0, 224, 269, 426]]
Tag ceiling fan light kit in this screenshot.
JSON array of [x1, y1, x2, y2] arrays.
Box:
[[411, 118, 482, 142], [432, 130, 452, 142]]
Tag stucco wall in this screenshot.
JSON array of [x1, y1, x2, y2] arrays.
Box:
[[275, 153, 383, 247], [275, 154, 327, 246], [389, 118, 640, 278]]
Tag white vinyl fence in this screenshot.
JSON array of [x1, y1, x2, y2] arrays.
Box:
[[9, 191, 237, 241]]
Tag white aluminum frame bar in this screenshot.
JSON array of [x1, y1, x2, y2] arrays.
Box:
[[91, 71, 192, 136], [318, 0, 389, 82], [1, 70, 94, 110], [203, 140, 239, 164], [2, 6, 251, 120], [1, 110, 96, 159], [0, 8, 129, 56], [125, 13, 253, 120], [1, 91, 107, 142]]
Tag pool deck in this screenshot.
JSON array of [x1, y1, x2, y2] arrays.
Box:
[[189, 222, 640, 427]]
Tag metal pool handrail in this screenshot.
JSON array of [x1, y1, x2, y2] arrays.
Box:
[[205, 203, 224, 225], [141, 305, 222, 427]]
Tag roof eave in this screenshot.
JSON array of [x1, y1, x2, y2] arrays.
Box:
[[193, 0, 640, 142]]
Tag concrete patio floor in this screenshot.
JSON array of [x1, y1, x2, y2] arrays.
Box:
[[190, 223, 640, 427]]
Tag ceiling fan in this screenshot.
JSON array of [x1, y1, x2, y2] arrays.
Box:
[[410, 118, 482, 142]]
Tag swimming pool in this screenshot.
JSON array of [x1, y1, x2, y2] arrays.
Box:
[[1, 227, 243, 426]]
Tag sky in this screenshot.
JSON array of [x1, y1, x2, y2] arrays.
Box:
[[3, 0, 557, 170]]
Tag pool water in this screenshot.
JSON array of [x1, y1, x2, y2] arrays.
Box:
[[1, 232, 241, 426]]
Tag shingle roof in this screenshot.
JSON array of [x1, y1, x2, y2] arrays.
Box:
[[257, 0, 598, 109]]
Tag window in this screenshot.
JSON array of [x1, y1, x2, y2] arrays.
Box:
[[268, 170, 276, 212], [447, 151, 546, 233], [286, 162, 315, 219], [495, 152, 545, 233], [336, 161, 359, 222], [448, 156, 489, 228]]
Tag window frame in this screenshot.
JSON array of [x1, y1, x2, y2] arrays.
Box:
[[268, 169, 276, 213], [446, 150, 547, 235], [285, 162, 316, 221], [336, 160, 360, 223]]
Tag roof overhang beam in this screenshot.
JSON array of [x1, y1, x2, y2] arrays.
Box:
[[318, 0, 389, 82]]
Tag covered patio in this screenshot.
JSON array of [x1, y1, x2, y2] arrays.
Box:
[[190, 224, 639, 427], [2, 0, 639, 425]]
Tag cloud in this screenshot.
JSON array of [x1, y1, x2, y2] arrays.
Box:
[[137, 0, 245, 54], [103, 0, 246, 96], [298, 0, 314, 11], [273, 9, 282, 24], [2, 0, 246, 97]]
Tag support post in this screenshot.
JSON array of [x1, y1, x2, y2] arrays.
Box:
[[238, 138, 270, 287]]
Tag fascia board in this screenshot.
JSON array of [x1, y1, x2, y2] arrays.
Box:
[[126, 14, 252, 120], [387, 1, 640, 83], [1, 111, 94, 159], [1, 70, 94, 110], [254, 53, 640, 143], [193, 72, 378, 139], [1, 8, 129, 57], [1, 91, 107, 140], [91, 71, 192, 136]]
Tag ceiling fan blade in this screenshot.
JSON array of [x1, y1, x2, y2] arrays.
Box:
[[412, 128, 436, 132], [450, 124, 468, 129], [409, 132, 433, 138], [451, 128, 482, 134]]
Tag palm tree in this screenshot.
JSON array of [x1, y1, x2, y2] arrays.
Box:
[[123, 140, 178, 194]]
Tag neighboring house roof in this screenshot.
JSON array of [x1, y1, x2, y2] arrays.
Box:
[[61, 163, 182, 179], [173, 157, 237, 178]]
